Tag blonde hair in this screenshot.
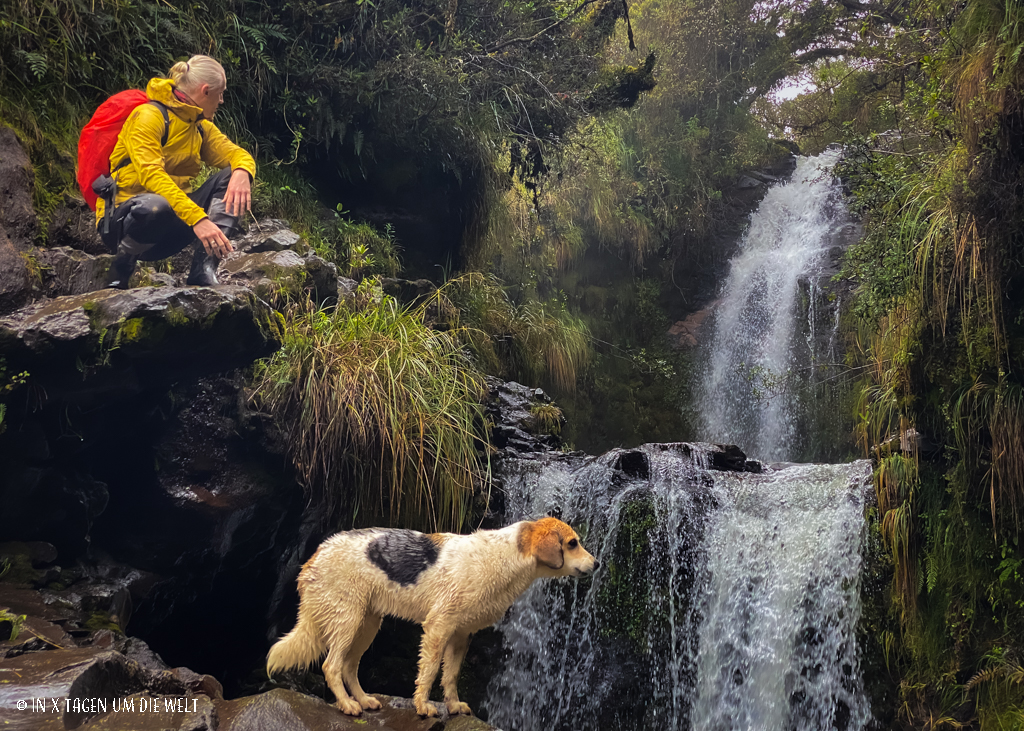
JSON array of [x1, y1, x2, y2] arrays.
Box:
[[168, 55, 226, 93]]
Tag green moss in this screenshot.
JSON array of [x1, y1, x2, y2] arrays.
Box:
[[595, 495, 659, 651], [165, 306, 190, 328], [0, 609, 27, 641], [0, 550, 43, 586], [118, 317, 146, 342], [19, 251, 43, 286], [83, 611, 121, 633]]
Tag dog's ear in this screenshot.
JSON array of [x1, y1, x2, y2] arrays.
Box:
[[533, 528, 564, 569]]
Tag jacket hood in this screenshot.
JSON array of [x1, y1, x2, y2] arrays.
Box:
[[146, 77, 203, 122]]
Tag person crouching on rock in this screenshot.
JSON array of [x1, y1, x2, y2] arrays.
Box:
[[96, 55, 256, 288]]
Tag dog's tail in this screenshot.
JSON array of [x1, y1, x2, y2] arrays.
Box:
[[267, 611, 326, 677]]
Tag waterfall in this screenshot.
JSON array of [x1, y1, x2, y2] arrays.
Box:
[[483, 447, 873, 731], [697, 149, 850, 463]]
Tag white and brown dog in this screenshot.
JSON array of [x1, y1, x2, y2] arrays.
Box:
[[267, 517, 597, 717]]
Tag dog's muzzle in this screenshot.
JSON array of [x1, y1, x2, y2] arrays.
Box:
[[575, 559, 599, 576]]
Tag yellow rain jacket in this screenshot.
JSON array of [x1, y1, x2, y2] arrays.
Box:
[[96, 77, 257, 228]]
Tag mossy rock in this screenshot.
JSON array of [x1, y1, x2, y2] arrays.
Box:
[[0, 286, 283, 402]]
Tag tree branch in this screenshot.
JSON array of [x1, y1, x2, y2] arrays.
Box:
[[485, 0, 602, 54]]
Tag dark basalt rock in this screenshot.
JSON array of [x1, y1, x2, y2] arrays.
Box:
[[380, 277, 436, 306], [219, 249, 344, 304], [33, 246, 114, 298], [233, 218, 307, 255], [46, 193, 107, 255], [0, 229, 32, 316], [79, 693, 218, 730], [484, 377, 564, 455], [216, 690, 483, 731], [0, 285, 284, 401], [0, 125, 37, 249]]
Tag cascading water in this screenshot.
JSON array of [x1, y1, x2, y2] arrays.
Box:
[[697, 149, 851, 463], [483, 446, 873, 731], [483, 150, 872, 731]]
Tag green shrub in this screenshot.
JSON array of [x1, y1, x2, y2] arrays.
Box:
[[249, 282, 489, 531]]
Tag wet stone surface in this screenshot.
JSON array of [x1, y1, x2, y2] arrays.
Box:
[[0, 285, 284, 400]]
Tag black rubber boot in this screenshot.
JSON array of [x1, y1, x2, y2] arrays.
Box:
[[106, 237, 150, 289], [186, 244, 221, 286]]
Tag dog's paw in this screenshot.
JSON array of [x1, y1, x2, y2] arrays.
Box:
[[415, 700, 440, 717], [337, 698, 363, 716], [359, 696, 382, 711], [446, 700, 472, 715]]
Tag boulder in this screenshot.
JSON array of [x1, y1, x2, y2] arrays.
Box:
[[381, 277, 436, 306], [219, 250, 342, 304], [0, 647, 139, 729], [0, 286, 284, 401], [667, 303, 717, 348], [46, 193, 106, 255], [215, 690, 492, 731], [0, 125, 37, 249], [0, 228, 32, 315], [34, 246, 114, 298], [484, 378, 564, 455], [233, 219, 307, 254], [79, 693, 217, 730]]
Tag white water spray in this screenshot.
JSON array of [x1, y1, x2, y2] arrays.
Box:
[[483, 448, 872, 731], [698, 150, 848, 462]]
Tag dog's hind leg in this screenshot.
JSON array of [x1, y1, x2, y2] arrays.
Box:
[[441, 632, 473, 715], [322, 612, 367, 716], [343, 612, 383, 712]]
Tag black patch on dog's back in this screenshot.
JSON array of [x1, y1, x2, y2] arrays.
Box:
[[367, 530, 439, 586]]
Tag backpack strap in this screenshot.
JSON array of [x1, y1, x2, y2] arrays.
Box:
[[150, 100, 171, 147], [112, 101, 176, 173]]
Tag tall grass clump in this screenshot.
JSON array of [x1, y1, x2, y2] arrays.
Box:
[[436, 273, 592, 394], [250, 284, 489, 532]]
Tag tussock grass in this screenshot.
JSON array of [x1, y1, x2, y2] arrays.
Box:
[[250, 284, 489, 532], [435, 273, 591, 393]]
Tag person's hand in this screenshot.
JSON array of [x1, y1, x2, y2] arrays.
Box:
[[224, 169, 252, 217], [193, 218, 233, 258]]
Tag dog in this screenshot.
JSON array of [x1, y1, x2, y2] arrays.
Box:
[[267, 517, 597, 717]]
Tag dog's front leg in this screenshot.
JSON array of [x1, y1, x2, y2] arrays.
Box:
[[441, 632, 472, 715], [414, 621, 452, 717]]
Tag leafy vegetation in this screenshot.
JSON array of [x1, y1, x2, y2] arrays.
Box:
[[773, 0, 1024, 724], [249, 281, 489, 532]]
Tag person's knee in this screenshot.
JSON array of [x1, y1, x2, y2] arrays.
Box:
[[125, 194, 173, 225]]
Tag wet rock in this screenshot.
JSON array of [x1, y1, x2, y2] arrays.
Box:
[[0, 647, 138, 728], [46, 193, 106, 255], [215, 690, 492, 731], [0, 229, 32, 315], [219, 250, 341, 304], [484, 378, 563, 454], [0, 125, 37, 249], [0, 286, 284, 401], [645, 442, 761, 472], [233, 219, 306, 254], [667, 303, 717, 348], [613, 450, 650, 479], [80, 692, 217, 730], [381, 277, 436, 306], [34, 246, 114, 298]]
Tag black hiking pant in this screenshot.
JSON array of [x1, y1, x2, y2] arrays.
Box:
[[101, 167, 238, 260]]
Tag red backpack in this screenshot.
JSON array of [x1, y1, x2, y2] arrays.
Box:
[[77, 90, 170, 211]]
